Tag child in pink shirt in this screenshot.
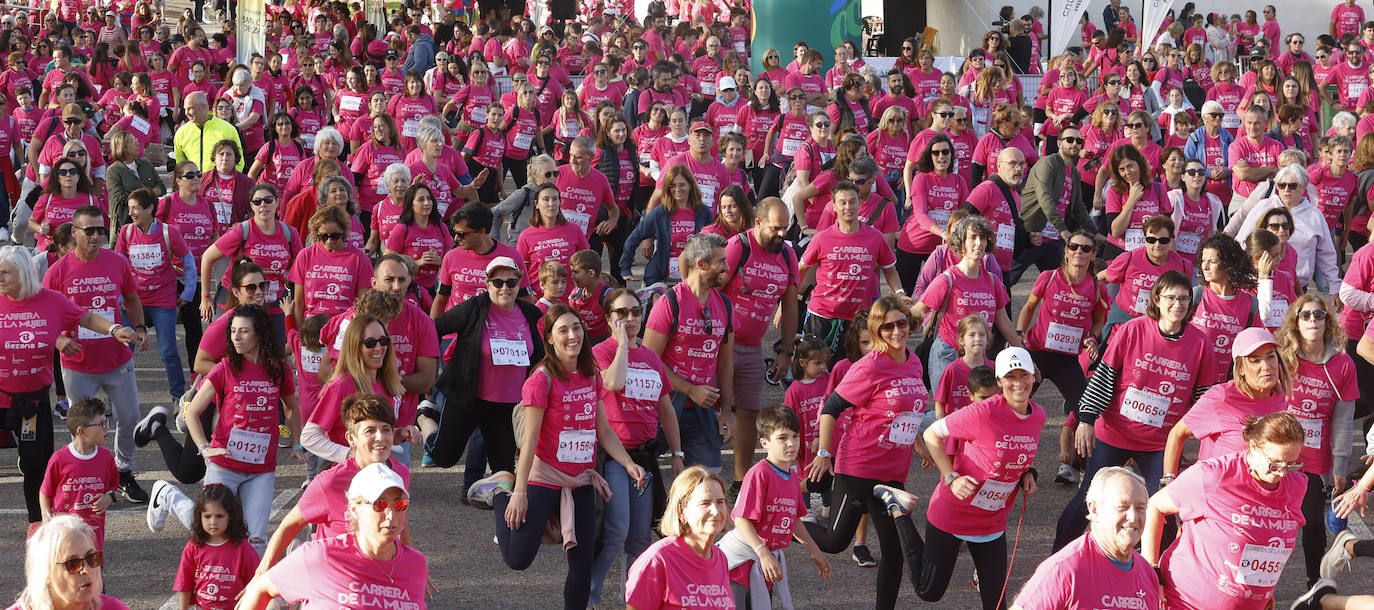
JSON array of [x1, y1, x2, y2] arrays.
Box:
[[535, 260, 568, 316], [173, 485, 260, 610], [290, 313, 330, 481], [40, 399, 118, 550], [783, 337, 830, 516]]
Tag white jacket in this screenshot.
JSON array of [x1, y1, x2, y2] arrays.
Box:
[[1234, 195, 1343, 294]]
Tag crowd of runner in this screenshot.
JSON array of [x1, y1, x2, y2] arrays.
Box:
[[15, 0, 1374, 607]]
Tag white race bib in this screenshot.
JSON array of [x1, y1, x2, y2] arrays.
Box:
[[302, 133, 316, 149], [561, 120, 580, 137], [214, 201, 233, 226], [1298, 415, 1322, 449], [700, 183, 717, 208], [130, 116, 151, 134], [1040, 223, 1060, 240], [781, 138, 801, 157], [340, 95, 361, 111], [700, 82, 716, 96], [1124, 228, 1146, 250], [376, 181, 388, 196], [402, 120, 419, 138], [489, 337, 530, 366], [470, 106, 487, 123], [267, 280, 281, 303], [1265, 298, 1288, 329], [300, 346, 323, 374], [733, 41, 746, 54], [78, 309, 115, 340], [127, 243, 162, 271], [564, 209, 590, 233], [624, 367, 662, 401], [225, 427, 272, 465], [1133, 286, 1151, 315], [1120, 386, 1171, 428], [157, 92, 169, 106], [1235, 543, 1293, 587], [929, 208, 951, 228], [996, 223, 1015, 252], [887, 411, 920, 446], [1351, 82, 1368, 99], [970, 478, 1018, 511], [1222, 113, 1241, 129], [1177, 231, 1202, 254], [556, 428, 595, 463], [1043, 322, 1082, 354], [513, 132, 533, 150]]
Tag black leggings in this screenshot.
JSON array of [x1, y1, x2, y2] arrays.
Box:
[[591, 209, 631, 283], [503, 156, 530, 193], [424, 397, 517, 473], [893, 516, 1008, 610], [894, 247, 932, 295], [1029, 349, 1088, 416], [179, 300, 204, 367], [469, 160, 503, 205], [493, 484, 596, 610], [803, 474, 903, 609], [1299, 472, 1328, 587], [152, 405, 216, 484], [759, 163, 786, 200], [1348, 338, 1374, 421], [6, 389, 53, 523]]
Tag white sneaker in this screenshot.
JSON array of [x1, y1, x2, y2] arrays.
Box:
[[1321, 530, 1358, 579], [467, 471, 515, 509], [0, 227, 12, 243], [146, 480, 173, 532], [1055, 464, 1077, 485]]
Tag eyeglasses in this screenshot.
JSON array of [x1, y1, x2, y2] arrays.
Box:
[[55, 167, 81, 177], [360, 335, 392, 349], [1263, 459, 1304, 473], [1266, 221, 1292, 231], [488, 277, 519, 289], [366, 497, 410, 512], [1059, 136, 1083, 145], [1275, 182, 1300, 190], [1158, 293, 1191, 304], [1065, 242, 1094, 252], [239, 280, 270, 293], [180, 171, 202, 180], [878, 318, 910, 333], [902, 46, 914, 51], [251, 196, 275, 206], [79, 419, 108, 430], [1298, 309, 1329, 321], [1144, 235, 1172, 244], [1183, 168, 1207, 176], [1102, 109, 1119, 116], [315, 231, 345, 242], [58, 551, 103, 575], [610, 306, 643, 318], [75, 225, 108, 237]]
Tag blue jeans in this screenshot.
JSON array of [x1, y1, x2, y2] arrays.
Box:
[[1053, 437, 1164, 550], [145, 306, 186, 399], [588, 458, 654, 605], [204, 462, 275, 553], [926, 335, 958, 395], [673, 392, 723, 470]]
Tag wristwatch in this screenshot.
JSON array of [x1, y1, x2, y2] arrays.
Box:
[[944, 472, 960, 486], [671, 450, 685, 459], [816, 449, 832, 459]]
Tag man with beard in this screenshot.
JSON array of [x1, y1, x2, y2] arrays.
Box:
[[643, 233, 736, 470], [800, 181, 905, 362], [1011, 467, 1160, 610], [720, 197, 800, 490], [1013, 126, 1088, 286]]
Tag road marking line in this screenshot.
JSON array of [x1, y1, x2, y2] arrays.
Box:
[[271, 488, 300, 521]]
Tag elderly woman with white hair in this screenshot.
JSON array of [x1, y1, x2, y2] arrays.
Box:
[[221, 68, 266, 151], [11, 515, 128, 610], [0, 246, 135, 529], [237, 463, 428, 609], [1234, 162, 1344, 295], [404, 122, 487, 223], [1223, 148, 1317, 235], [281, 126, 346, 204], [1331, 111, 1359, 141], [365, 163, 414, 254], [491, 154, 557, 242]]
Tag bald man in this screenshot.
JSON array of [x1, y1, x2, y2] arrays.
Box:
[[173, 91, 244, 172], [962, 147, 1028, 279]]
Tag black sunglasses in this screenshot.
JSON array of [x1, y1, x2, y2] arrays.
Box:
[[1298, 309, 1329, 321], [1058, 136, 1083, 145], [488, 277, 519, 289], [250, 196, 276, 206], [1065, 242, 1094, 252], [361, 335, 392, 349], [76, 225, 109, 237], [1184, 168, 1207, 176], [1144, 235, 1172, 244], [239, 280, 271, 293], [315, 231, 345, 242]]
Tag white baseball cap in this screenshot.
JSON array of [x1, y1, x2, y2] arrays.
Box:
[[485, 256, 520, 276], [347, 463, 408, 502], [995, 347, 1036, 377], [717, 75, 737, 91]]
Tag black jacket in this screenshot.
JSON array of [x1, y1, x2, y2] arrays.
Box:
[[433, 293, 545, 408]]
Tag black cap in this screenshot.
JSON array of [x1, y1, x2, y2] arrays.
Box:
[[385, 49, 398, 59]]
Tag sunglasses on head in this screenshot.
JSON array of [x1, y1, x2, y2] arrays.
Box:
[[1298, 309, 1329, 321], [239, 280, 270, 293], [58, 550, 103, 575], [878, 318, 910, 333], [76, 225, 108, 237], [361, 335, 392, 349], [488, 277, 519, 289], [315, 231, 345, 242], [1145, 235, 1171, 244]]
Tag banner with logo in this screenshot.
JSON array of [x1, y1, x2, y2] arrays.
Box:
[[1139, 0, 1177, 55], [236, 0, 265, 65], [1049, 0, 1092, 56]]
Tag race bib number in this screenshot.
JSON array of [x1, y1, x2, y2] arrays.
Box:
[[1124, 228, 1146, 250], [402, 120, 419, 138], [267, 280, 281, 303], [887, 411, 920, 446], [700, 183, 717, 207], [1265, 298, 1288, 329], [624, 367, 662, 401], [971, 478, 1018, 511], [376, 181, 388, 195], [513, 132, 533, 150], [564, 209, 590, 234], [1043, 322, 1082, 354], [1298, 416, 1322, 449], [157, 92, 169, 106], [638, 151, 652, 164], [1351, 82, 1368, 99], [489, 337, 530, 366], [1222, 113, 1240, 129], [929, 208, 951, 227], [556, 428, 595, 463], [1177, 231, 1202, 254], [1120, 386, 1171, 428], [470, 107, 487, 124], [225, 427, 272, 465], [700, 82, 716, 96], [734, 41, 746, 53], [78, 309, 115, 340], [972, 106, 989, 128], [300, 347, 323, 374], [996, 223, 1015, 252], [781, 138, 801, 157], [214, 201, 233, 226], [127, 243, 162, 271], [561, 120, 580, 137], [340, 95, 361, 111], [130, 116, 151, 134], [1235, 543, 1292, 587], [302, 133, 316, 149]]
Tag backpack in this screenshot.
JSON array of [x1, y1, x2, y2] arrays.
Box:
[[660, 287, 734, 337], [729, 230, 797, 285], [119, 221, 172, 263], [237, 219, 297, 259]]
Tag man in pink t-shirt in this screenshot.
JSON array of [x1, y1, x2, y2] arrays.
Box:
[[431, 202, 526, 316], [1323, 42, 1370, 112], [653, 122, 731, 213], [1333, 0, 1366, 39], [1228, 106, 1283, 211]]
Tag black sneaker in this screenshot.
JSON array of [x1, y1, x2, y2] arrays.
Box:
[[53, 400, 69, 421], [852, 544, 877, 567], [133, 406, 169, 448], [118, 471, 149, 504], [1291, 578, 1338, 610]]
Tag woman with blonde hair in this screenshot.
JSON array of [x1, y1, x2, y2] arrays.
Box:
[[967, 66, 1013, 136], [301, 312, 406, 465], [625, 466, 732, 609], [13, 515, 126, 610], [620, 164, 714, 285]]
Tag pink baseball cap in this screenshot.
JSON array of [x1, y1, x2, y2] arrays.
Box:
[[1232, 327, 1279, 359]]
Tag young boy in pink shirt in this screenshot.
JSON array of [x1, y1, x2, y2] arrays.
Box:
[[40, 398, 119, 549], [717, 403, 832, 607]]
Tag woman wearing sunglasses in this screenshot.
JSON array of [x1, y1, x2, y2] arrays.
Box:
[[240, 463, 427, 609], [183, 304, 301, 553], [198, 184, 300, 341], [1143, 411, 1306, 610], [1235, 164, 1341, 291], [286, 206, 372, 329], [1036, 69, 1088, 156], [12, 515, 127, 610], [303, 312, 404, 468], [29, 157, 98, 254], [1015, 230, 1107, 416]]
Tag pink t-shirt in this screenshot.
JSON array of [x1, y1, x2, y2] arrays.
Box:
[[349, 141, 405, 214], [1012, 532, 1161, 610], [722, 229, 799, 347], [1310, 164, 1358, 230], [966, 180, 1021, 269], [524, 367, 601, 478], [268, 534, 428, 609], [253, 140, 306, 194], [644, 282, 730, 387], [286, 245, 373, 319], [927, 395, 1045, 537], [0, 289, 85, 400], [1228, 136, 1284, 197], [114, 221, 191, 308], [568, 281, 612, 340], [919, 268, 1011, 347], [785, 375, 829, 469], [40, 444, 118, 549], [309, 377, 393, 446], [384, 221, 454, 290], [298, 457, 412, 540], [1183, 382, 1288, 461], [657, 153, 731, 213], [4, 595, 127, 610], [865, 127, 912, 178], [436, 241, 525, 311], [205, 358, 296, 473], [159, 193, 220, 260], [173, 539, 260, 609], [1094, 315, 1217, 451], [288, 331, 325, 420], [1190, 288, 1260, 385], [833, 349, 928, 482], [404, 160, 465, 220], [1103, 249, 1193, 316], [1160, 452, 1305, 610], [627, 536, 734, 610], [1288, 353, 1359, 475], [211, 221, 301, 308], [732, 459, 805, 551], [477, 305, 534, 404], [1026, 270, 1107, 355], [464, 127, 507, 169], [1334, 3, 1365, 37], [516, 223, 589, 291], [42, 250, 137, 374], [554, 168, 616, 237], [593, 340, 671, 449], [1104, 182, 1171, 251], [900, 171, 969, 255], [816, 192, 899, 234], [370, 197, 404, 249], [800, 225, 896, 320], [31, 193, 100, 253]]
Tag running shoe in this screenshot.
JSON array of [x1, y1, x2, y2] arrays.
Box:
[[872, 484, 919, 517], [421, 452, 436, 468], [1290, 578, 1338, 610], [146, 480, 173, 532], [851, 544, 877, 568], [134, 405, 170, 448], [467, 471, 515, 509], [53, 399, 68, 421], [278, 425, 292, 448], [1321, 530, 1358, 579], [1054, 464, 1077, 485], [118, 471, 149, 504]]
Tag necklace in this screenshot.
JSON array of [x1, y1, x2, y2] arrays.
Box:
[[363, 538, 398, 584]]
